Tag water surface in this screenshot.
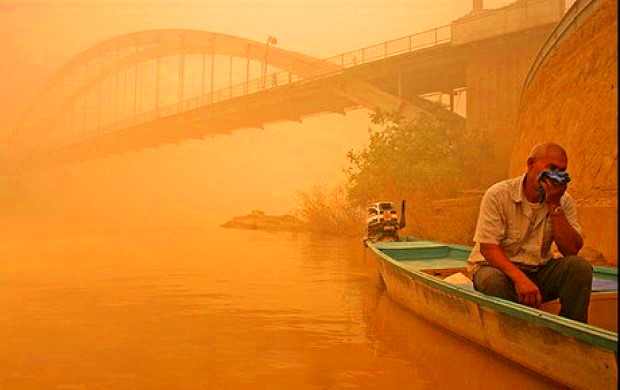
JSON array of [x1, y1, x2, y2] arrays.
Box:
[[0, 221, 561, 389]]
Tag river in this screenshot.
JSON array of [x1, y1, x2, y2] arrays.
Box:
[[0, 220, 562, 389]]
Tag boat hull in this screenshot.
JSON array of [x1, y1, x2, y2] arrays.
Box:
[[369, 242, 618, 390]]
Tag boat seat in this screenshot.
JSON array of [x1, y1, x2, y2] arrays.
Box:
[[444, 275, 616, 292], [592, 277, 617, 292]]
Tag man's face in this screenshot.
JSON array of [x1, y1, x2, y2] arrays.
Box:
[[529, 149, 568, 184]]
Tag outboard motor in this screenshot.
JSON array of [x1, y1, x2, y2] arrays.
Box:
[[364, 200, 406, 243]]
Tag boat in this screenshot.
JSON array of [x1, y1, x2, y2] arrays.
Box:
[[365, 237, 618, 390]]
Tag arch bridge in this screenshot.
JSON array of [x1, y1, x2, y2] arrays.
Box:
[[8, 0, 568, 169]]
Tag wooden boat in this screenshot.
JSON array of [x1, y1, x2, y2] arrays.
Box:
[[365, 237, 618, 390]]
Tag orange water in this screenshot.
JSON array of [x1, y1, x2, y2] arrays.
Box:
[[0, 221, 560, 389]]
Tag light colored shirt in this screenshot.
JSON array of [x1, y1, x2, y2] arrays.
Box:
[[468, 174, 582, 273]]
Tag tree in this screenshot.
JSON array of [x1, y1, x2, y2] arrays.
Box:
[[346, 110, 492, 207]]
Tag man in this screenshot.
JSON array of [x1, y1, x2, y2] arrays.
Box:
[[468, 142, 592, 322]]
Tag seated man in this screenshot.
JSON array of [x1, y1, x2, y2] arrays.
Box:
[[468, 142, 592, 322]]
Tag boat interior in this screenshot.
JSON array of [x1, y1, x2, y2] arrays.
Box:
[[373, 239, 619, 332]]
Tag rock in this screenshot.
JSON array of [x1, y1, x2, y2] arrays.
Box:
[[221, 211, 307, 232]]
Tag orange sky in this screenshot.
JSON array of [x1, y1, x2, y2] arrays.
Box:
[[1, 0, 514, 224]]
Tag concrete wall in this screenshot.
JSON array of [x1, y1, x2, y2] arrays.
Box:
[[511, 0, 617, 264], [452, 0, 564, 46]]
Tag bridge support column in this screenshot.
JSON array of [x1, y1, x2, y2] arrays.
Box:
[[178, 43, 186, 112], [229, 55, 233, 98], [449, 91, 454, 112], [156, 55, 161, 112], [465, 42, 546, 181], [210, 52, 215, 104], [82, 91, 87, 138], [98, 55, 103, 132], [202, 47, 207, 103], [245, 48, 250, 95], [133, 46, 138, 120], [114, 45, 119, 125]]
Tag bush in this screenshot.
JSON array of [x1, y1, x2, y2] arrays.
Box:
[[294, 183, 366, 236]]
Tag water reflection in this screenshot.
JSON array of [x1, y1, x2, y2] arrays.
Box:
[[362, 288, 561, 389], [0, 222, 561, 389]]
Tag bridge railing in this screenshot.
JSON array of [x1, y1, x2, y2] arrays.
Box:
[[74, 23, 453, 149], [210, 24, 452, 100], [324, 25, 451, 69]]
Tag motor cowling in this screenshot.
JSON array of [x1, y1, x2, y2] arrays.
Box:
[[365, 200, 405, 243]]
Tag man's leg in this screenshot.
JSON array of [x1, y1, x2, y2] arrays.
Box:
[[532, 256, 593, 323], [473, 265, 519, 302]]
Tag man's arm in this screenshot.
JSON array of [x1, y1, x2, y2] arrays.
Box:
[[541, 181, 583, 256], [480, 243, 542, 308], [546, 205, 583, 255]]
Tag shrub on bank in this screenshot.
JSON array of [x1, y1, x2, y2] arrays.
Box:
[[294, 184, 366, 236]]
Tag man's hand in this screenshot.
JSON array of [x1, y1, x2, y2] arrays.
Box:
[[539, 176, 583, 256], [480, 244, 543, 308], [514, 275, 542, 308], [540, 177, 566, 206]]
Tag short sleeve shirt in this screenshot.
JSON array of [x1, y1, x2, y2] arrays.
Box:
[[467, 175, 582, 272]]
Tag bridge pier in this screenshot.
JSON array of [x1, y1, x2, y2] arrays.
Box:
[[464, 43, 543, 180], [452, 0, 564, 180]]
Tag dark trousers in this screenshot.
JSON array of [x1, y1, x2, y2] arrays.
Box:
[[472, 256, 593, 323]]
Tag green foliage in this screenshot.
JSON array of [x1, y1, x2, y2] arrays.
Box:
[[294, 183, 366, 236], [346, 110, 491, 207]]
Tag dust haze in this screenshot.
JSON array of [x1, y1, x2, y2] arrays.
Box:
[[0, 0, 513, 232]]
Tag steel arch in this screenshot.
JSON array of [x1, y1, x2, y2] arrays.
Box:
[[18, 29, 340, 145]]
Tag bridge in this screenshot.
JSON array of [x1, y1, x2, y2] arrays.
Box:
[[5, 0, 569, 171]]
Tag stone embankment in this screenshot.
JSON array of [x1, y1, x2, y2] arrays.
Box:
[[221, 210, 306, 232], [512, 0, 617, 264]]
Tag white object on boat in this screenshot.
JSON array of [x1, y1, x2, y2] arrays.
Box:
[[443, 272, 474, 289]]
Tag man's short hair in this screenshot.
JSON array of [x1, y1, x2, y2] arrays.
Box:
[[528, 142, 567, 162]]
